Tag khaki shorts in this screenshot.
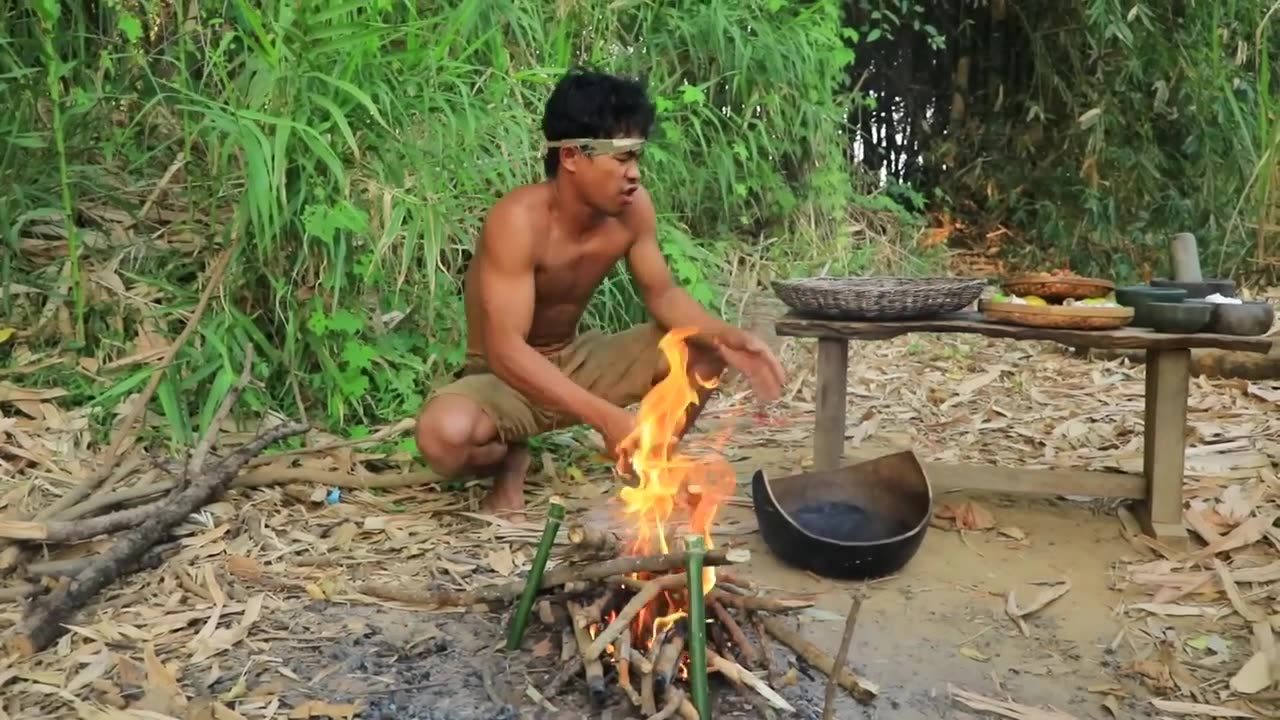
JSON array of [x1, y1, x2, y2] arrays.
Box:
[[428, 323, 666, 443]]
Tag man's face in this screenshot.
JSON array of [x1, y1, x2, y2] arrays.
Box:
[[563, 139, 643, 216]]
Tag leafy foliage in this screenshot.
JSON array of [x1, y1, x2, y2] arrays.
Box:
[[2, 0, 902, 436]]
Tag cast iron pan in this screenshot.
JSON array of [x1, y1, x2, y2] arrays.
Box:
[[751, 450, 933, 580]]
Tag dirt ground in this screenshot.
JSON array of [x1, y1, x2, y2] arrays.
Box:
[[4, 318, 1277, 719], [182, 439, 1140, 720]]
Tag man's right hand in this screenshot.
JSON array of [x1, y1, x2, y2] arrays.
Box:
[[596, 404, 637, 462]]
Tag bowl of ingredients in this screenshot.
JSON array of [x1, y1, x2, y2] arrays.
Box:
[[1002, 269, 1114, 302], [1195, 294, 1276, 336], [980, 293, 1133, 330]]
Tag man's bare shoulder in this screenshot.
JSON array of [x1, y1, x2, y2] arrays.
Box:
[[483, 183, 553, 232]]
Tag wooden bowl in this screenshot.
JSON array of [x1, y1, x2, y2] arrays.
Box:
[[1002, 274, 1115, 302], [1146, 301, 1212, 334], [979, 300, 1134, 330]]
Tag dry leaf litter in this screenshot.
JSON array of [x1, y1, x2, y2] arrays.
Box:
[[0, 276, 1278, 719]]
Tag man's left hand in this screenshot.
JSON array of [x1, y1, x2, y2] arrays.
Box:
[[715, 328, 787, 404]]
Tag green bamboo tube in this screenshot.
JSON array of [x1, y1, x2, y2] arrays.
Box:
[[505, 497, 565, 651], [685, 534, 711, 719]]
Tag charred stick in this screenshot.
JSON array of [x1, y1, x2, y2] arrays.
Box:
[[714, 570, 759, 593], [649, 687, 686, 720], [711, 599, 759, 668], [654, 618, 687, 695], [23, 540, 182, 580], [708, 650, 795, 713], [586, 573, 687, 659], [713, 660, 778, 720], [574, 586, 618, 629], [750, 611, 781, 685], [710, 618, 732, 658], [641, 624, 664, 715], [708, 589, 813, 612], [364, 547, 748, 608], [760, 616, 878, 704], [566, 524, 622, 558], [559, 625, 575, 662], [617, 629, 643, 708], [543, 655, 583, 698], [569, 600, 606, 706], [822, 593, 864, 720]]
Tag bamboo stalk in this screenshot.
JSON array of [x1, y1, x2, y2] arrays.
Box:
[[685, 535, 711, 719], [506, 498, 564, 651]]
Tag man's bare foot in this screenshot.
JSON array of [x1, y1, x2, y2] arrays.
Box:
[[479, 445, 531, 519]]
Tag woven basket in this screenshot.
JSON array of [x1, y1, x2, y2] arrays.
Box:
[[771, 276, 988, 321], [1002, 275, 1114, 302], [979, 300, 1133, 330]]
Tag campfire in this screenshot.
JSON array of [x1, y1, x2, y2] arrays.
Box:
[[516, 329, 877, 717], [364, 328, 879, 717]]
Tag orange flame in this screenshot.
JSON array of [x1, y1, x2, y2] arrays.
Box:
[[616, 327, 737, 593]]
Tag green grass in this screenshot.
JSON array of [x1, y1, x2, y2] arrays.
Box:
[[2, 0, 924, 443]]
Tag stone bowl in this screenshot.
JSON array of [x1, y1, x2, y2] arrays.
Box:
[[1207, 301, 1276, 336], [1115, 286, 1188, 328], [1149, 278, 1237, 299], [1146, 301, 1213, 334]]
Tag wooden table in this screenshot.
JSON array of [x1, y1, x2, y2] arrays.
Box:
[[775, 311, 1274, 547]]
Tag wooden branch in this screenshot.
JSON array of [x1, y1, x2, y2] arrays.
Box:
[[362, 548, 747, 608], [711, 599, 759, 668], [707, 589, 813, 612], [7, 393, 307, 657], [566, 524, 623, 558], [23, 541, 182, 580], [0, 243, 240, 578], [569, 601, 606, 705], [760, 616, 879, 704], [0, 499, 169, 543], [587, 573, 687, 659], [823, 594, 864, 720], [708, 650, 794, 712], [648, 688, 685, 720]]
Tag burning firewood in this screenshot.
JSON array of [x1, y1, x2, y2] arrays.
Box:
[[506, 330, 879, 715], [361, 546, 749, 608]]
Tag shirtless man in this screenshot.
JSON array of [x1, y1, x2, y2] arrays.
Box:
[[414, 68, 786, 513]]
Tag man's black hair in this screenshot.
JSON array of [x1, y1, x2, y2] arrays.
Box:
[[541, 67, 656, 178]]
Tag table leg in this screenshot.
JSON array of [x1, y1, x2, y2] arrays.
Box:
[[813, 338, 849, 471], [1138, 348, 1191, 548]]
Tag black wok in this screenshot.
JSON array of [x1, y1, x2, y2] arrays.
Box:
[[751, 450, 933, 580]]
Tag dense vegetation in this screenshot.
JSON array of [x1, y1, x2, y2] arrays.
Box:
[[1, 0, 1275, 448]]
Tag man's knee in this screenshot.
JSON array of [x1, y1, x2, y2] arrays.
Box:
[[415, 394, 495, 475]]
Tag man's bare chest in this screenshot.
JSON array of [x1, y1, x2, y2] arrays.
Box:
[[533, 236, 631, 303]]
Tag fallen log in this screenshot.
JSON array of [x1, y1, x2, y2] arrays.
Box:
[[6, 350, 309, 656]]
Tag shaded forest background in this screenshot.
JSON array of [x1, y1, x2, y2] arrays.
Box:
[[0, 0, 1277, 446]]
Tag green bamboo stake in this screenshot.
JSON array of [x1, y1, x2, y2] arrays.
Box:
[[685, 534, 712, 719], [505, 497, 565, 651]]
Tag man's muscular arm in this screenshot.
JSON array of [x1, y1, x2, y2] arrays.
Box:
[[624, 188, 735, 345], [476, 200, 625, 438], [624, 188, 786, 402]]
